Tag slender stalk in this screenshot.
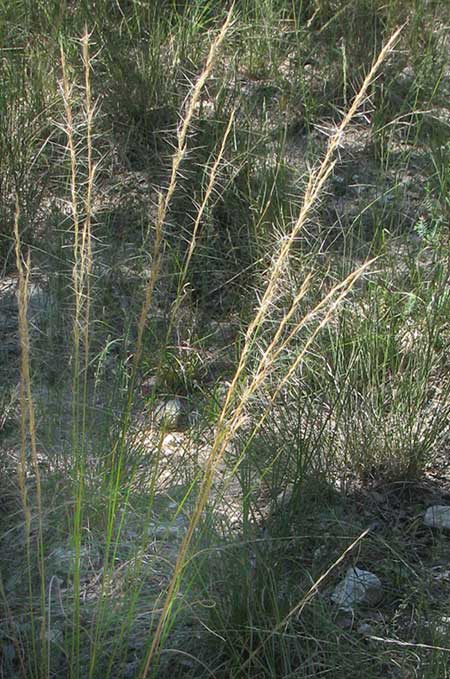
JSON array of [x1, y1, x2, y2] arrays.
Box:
[[80, 26, 95, 439], [60, 30, 96, 677], [14, 203, 47, 678]]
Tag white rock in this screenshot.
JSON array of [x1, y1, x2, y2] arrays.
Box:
[[276, 484, 294, 506], [357, 622, 373, 636], [331, 567, 382, 609], [153, 398, 187, 431], [424, 506, 450, 530], [435, 616, 450, 636]]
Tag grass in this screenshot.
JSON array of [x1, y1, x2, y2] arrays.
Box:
[[0, 1, 449, 678]]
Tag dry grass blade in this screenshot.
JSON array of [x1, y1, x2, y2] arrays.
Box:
[[367, 636, 450, 653], [59, 31, 98, 676], [219, 259, 376, 499], [14, 202, 46, 675], [80, 27, 95, 386]]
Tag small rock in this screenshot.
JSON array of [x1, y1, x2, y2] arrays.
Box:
[[276, 484, 294, 507], [163, 432, 178, 448], [152, 398, 188, 431], [357, 622, 373, 636], [424, 506, 450, 530], [331, 567, 382, 609]]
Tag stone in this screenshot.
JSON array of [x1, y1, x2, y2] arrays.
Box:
[[357, 622, 373, 636], [331, 567, 382, 609], [424, 506, 450, 530], [152, 398, 188, 431], [276, 484, 294, 507]]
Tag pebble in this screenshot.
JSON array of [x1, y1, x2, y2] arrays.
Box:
[[152, 398, 188, 431], [331, 567, 382, 609], [423, 505, 450, 530], [424, 505, 450, 530]]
